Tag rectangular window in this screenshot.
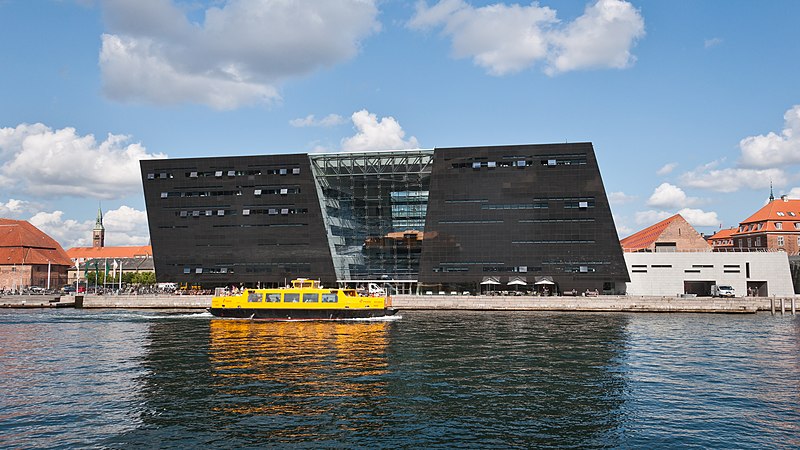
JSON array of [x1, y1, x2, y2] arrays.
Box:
[[776, 222, 783, 230], [579, 201, 589, 208], [192, 211, 200, 217], [205, 210, 212, 216], [280, 188, 288, 195], [179, 211, 188, 217], [254, 189, 262, 196], [292, 168, 300, 174], [227, 170, 236, 177], [242, 209, 250, 216], [279, 168, 287, 175], [189, 171, 198, 178], [160, 192, 168, 198], [778, 236, 784, 246], [266, 293, 281, 302], [147, 173, 155, 180], [322, 293, 338, 303], [215, 171, 223, 177], [247, 292, 263, 302], [487, 161, 496, 168], [183, 267, 191, 274], [268, 208, 278, 215], [195, 268, 203, 274], [217, 210, 225, 216], [516, 160, 526, 167], [283, 293, 300, 303], [472, 162, 481, 169], [303, 293, 319, 303], [280, 208, 289, 215], [548, 159, 556, 166]]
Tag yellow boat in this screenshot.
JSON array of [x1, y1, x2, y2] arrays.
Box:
[[208, 278, 398, 320]]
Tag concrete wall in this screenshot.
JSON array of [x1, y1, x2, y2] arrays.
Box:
[[624, 252, 795, 297]]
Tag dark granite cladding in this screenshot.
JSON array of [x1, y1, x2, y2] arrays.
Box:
[[140, 155, 337, 286], [418, 143, 629, 293]]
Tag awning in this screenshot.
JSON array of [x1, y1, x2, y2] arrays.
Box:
[[534, 276, 555, 285], [507, 276, 527, 286], [480, 276, 501, 285]]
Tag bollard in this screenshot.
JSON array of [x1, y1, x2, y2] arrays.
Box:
[[780, 297, 785, 314], [793, 298, 796, 315], [771, 297, 775, 315]]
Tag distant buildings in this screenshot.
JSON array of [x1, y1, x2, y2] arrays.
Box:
[[727, 195, 800, 255], [620, 214, 710, 253], [0, 219, 72, 291]]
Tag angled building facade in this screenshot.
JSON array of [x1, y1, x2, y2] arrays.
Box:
[[141, 143, 629, 293]]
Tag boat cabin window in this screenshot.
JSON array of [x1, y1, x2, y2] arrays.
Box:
[[266, 293, 281, 302], [321, 293, 338, 303], [247, 292, 263, 302], [303, 293, 319, 303], [283, 293, 300, 303]]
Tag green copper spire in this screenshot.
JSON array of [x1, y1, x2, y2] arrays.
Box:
[[94, 206, 104, 231]]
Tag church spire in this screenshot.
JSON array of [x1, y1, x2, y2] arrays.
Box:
[[93, 205, 105, 248], [769, 181, 775, 202]]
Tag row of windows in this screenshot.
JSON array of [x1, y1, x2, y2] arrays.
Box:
[[147, 168, 301, 180], [738, 236, 800, 247], [481, 199, 594, 210], [176, 208, 308, 217], [247, 292, 338, 303], [160, 187, 300, 199], [450, 156, 587, 169], [512, 240, 596, 244], [739, 221, 800, 232], [438, 218, 597, 225], [181, 263, 311, 274]]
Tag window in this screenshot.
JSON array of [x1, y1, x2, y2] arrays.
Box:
[[205, 210, 212, 216], [189, 171, 198, 178], [777, 211, 786, 216], [247, 292, 262, 302], [242, 209, 250, 216], [516, 160, 526, 167], [227, 170, 236, 176], [755, 237, 761, 246], [280, 188, 288, 195], [322, 293, 338, 303], [776, 222, 783, 230], [147, 173, 155, 180], [547, 159, 556, 166], [797, 236, 800, 247], [292, 168, 300, 174], [215, 171, 223, 177], [160, 192, 168, 198], [217, 210, 225, 216], [183, 267, 191, 274], [159, 172, 168, 179], [266, 293, 281, 302], [281, 208, 289, 215], [790, 212, 797, 217], [794, 223, 800, 230], [179, 211, 188, 217], [268, 208, 278, 215], [747, 238, 752, 247], [195, 268, 203, 274], [279, 168, 287, 175], [778, 236, 785, 246], [283, 293, 300, 303], [303, 293, 319, 303], [254, 189, 262, 196], [487, 161, 496, 168], [472, 162, 481, 169], [578, 201, 589, 208], [192, 211, 200, 217]]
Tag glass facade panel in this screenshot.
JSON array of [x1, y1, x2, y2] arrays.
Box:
[[310, 150, 433, 280]]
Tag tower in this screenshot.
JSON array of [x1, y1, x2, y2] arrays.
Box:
[[92, 206, 105, 248], [769, 181, 775, 202]]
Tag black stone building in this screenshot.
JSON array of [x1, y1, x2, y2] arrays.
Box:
[[141, 143, 629, 293]]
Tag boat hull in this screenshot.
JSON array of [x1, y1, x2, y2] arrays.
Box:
[[208, 307, 398, 320]]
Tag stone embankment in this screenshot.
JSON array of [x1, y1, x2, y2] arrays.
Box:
[[2, 294, 796, 314]]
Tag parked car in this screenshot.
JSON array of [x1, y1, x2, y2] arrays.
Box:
[[711, 284, 735, 298]]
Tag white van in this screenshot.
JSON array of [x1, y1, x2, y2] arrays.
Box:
[[711, 284, 735, 298], [367, 283, 386, 296]]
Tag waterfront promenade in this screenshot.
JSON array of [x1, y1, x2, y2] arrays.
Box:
[[2, 293, 796, 313]]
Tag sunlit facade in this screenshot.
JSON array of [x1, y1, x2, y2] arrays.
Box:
[[141, 143, 629, 293]]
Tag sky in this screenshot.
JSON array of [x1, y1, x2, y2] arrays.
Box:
[[1, 0, 800, 249]]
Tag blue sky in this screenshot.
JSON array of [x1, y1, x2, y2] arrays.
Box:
[[1, 0, 799, 248]]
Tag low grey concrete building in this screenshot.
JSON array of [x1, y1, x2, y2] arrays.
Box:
[[624, 251, 795, 297]]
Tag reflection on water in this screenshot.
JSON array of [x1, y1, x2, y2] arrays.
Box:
[[1, 309, 799, 448]]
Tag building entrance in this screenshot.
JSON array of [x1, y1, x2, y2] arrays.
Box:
[[683, 280, 715, 296]]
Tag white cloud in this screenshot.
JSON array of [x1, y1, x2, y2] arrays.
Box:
[[547, 0, 645, 75], [646, 182, 700, 209], [409, 0, 644, 76], [615, 222, 633, 238], [635, 210, 672, 225], [677, 208, 720, 227], [27, 205, 149, 249], [0, 199, 33, 218], [607, 191, 636, 205], [704, 37, 723, 49], [679, 164, 785, 193], [28, 211, 93, 249], [738, 105, 800, 168], [656, 162, 677, 175], [100, 0, 380, 109], [0, 123, 166, 200], [290, 114, 346, 128], [341, 110, 420, 151]]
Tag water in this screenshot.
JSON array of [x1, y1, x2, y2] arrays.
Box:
[[1, 309, 798, 449]]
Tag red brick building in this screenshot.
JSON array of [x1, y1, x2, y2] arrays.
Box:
[[707, 227, 736, 251], [0, 219, 72, 291], [730, 196, 800, 254], [620, 214, 711, 252]]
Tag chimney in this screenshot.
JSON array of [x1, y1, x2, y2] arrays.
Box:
[[782, 195, 788, 202]]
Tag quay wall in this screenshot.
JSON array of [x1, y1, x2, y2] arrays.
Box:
[[3, 294, 796, 313]]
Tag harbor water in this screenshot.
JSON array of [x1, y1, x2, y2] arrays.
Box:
[[1, 309, 798, 449]]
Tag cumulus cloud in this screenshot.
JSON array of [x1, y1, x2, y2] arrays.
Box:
[[646, 182, 700, 209], [341, 110, 420, 151], [607, 191, 636, 205], [738, 105, 800, 168], [677, 208, 720, 227], [635, 210, 673, 225], [634, 208, 719, 228], [0, 199, 33, 219], [28, 205, 150, 249], [679, 164, 785, 193], [290, 114, 347, 128], [409, 0, 644, 76], [99, 0, 380, 109], [0, 123, 166, 200], [656, 162, 677, 175]]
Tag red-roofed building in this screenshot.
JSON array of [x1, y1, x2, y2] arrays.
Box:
[[620, 214, 711, 252], [0, 219, 72, 291], [707, 227, 736, 251], [730, 195, 800, 254]]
